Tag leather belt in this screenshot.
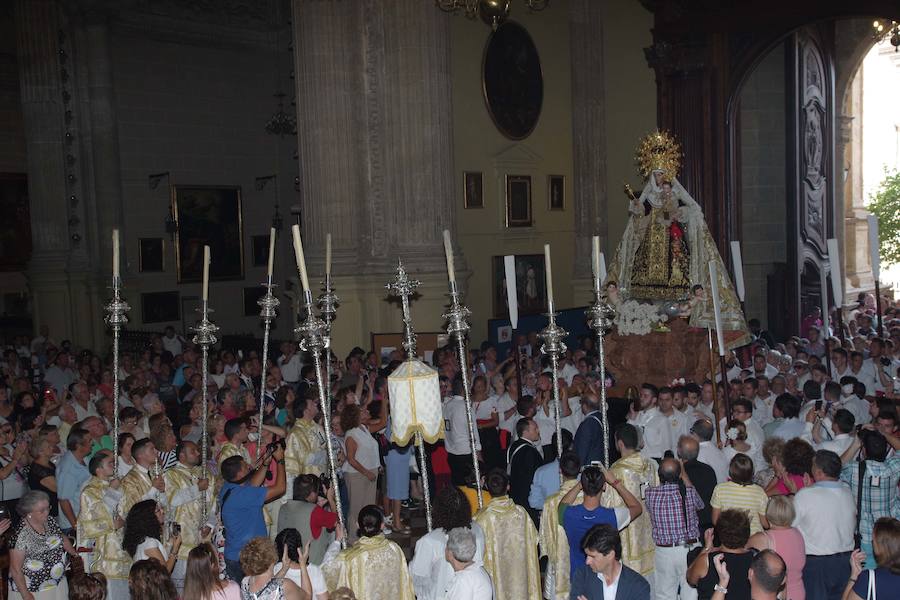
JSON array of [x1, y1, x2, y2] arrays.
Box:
[[656, 538, 698, 548]]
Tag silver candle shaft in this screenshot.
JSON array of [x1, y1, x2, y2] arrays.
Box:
[[256, 276, 280, 460], [104, 276, 130, 479], [297, 291, 347, 546], [317, 274, 339, 412], [444, 282, 483, 509], [539, 311, 568, 459], [192, 300, 219, 524], [586, 288, 615, 468]]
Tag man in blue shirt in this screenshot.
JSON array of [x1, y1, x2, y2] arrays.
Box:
[[528, 433, 575, 510], [56, 427, 93, 535], [557, 465, 643, 578], [219, 442, 286, 582]]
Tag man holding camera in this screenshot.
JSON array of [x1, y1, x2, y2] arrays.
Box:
[[277, 473, 340, 566], [219, 441, 286, 582]]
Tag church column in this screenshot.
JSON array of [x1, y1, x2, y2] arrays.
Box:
[[569, 0, 608, 285], [15, 0, 77, 341]]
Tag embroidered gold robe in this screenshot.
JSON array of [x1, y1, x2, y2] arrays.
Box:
[[217, 441, 250, 467], [599, 452, 659, 578], [284, 418, 327, 477], [539, 479, 581, 600], [474, 496, 541, 600], [165, 462, 215, 560], [121, 464, 167, 514], [76, 476, 130, 580], [322, 534, 414, 600]]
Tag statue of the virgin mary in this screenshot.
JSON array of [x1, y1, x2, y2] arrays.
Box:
[[606, 131, 749, 345]]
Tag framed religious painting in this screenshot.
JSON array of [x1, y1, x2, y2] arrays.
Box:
[[463, 171, 483, 209], [139, 238, 164, 272], [482, 21, 544, 140], [173, 185, 244, 283], [141, 291, 180, 324], [505, 175, 532, 227], [492, 254, 547, 317], [548, 175, 565, 211]]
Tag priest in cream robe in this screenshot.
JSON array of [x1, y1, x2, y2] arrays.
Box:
[[166, 440, 216, 592], [599, 424, 659, 586], [285, 393, 328, 477], [77, 450, 131, 598], [120, 438, 168, 514], [539, 455, 582, 600], [474, 469, 541, 600], [323, 505, 414, 600]]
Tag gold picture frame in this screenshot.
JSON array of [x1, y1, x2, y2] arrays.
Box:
[[173, 185, 244, 283], [505, 174, 532, 227], [548, 174, 565, 211], [464, 171, 484, 209]]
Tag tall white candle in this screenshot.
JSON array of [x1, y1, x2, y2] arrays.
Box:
[[442, 229, 456, 284], [266, 227, 276, 279], [544, 243, 554, 313], [708, 260, 726, 356], [504, 255, 519, 329], [325, 233, 332, 279], [112, 229, 120, 279], [867, 215, 880, 281], [729, 241, 745, 303], [202, 245, 210, 302], [591, 236, 601, 291], [826, 238, 843, 307], [291, 224, 310, 293]]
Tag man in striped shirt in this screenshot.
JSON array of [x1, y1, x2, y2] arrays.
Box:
[[645, 458, 704, 600]]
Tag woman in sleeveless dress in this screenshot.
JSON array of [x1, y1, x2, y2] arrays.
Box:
[[239, 536, 310, 600], [747, 496, 806, 600]]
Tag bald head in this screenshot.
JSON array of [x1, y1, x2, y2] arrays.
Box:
[[691, 418, 714, 442], [658, 458, 682, 484], [750, 549, 786, 593], [678, 435, 699, 462]]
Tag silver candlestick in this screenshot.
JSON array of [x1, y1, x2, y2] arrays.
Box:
[[442, 281, 483, 509], [104, 276, 130, 478], [386, 261, 434, 531], [295, 290, 347, 546], [256, 277, 280, 460], [191, 300, 219, 524], [316, 275, 339, 412], [539, 311, 568, 459], [586, 285, 616, 468]]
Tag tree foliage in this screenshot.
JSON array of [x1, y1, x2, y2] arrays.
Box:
[[868, 168, 900, 267]]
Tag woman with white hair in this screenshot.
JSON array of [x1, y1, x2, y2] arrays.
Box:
[[443, 527, 493, 600]]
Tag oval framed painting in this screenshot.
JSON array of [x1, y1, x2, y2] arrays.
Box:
[[482, 21, 543, 140]]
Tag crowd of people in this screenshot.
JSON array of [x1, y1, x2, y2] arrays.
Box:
[[0, 293, 898, 600]]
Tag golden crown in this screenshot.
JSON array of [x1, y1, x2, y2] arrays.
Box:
[[635, 130, 682, 180]]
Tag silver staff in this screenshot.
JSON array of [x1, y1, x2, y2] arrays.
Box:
[[192, 300, 218, 523], [539, 310, 568, 459], [442, 280, 483, 509], [256, 278, 280, 460], [386, 260, 434, 531], [316, 274, 339, 412], [104, 275, 130, 478], [295, 290, 347, 546], [586, 283, 615, 467]]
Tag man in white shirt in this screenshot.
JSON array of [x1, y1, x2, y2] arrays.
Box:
[[640, 387, 689, 461], [695, 381, 717, 420], [690, 418, 730, 483], [277, 342, 303, 387], [751, 377, 777, 426], [44, 351, 77, 398], [837, 376, 871, 425], [792, 449, 856, 600], [829, 348, 852, 381], [751, 352, 778, 380], [161, 326, 185, 357], [808, 408, 855, 456], [770, 393, 806, 441], [864, 338, 896, 394], [443, 379, 482, 486], [494, 376, 520, 439], [627, 382, 660, 439], [722, 399, 764, 469], [847, 351, 878, 397], [442, 527, 493, 600]]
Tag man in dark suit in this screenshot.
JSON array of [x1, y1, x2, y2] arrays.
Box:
[[507, 416, 545, 524], [676, 434, 717, 532], [570, 523, 650, 600]]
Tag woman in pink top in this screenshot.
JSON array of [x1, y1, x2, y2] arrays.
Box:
[[748, 496, 806, 600], [766, 438, 814, 497], [183, 543, 242, 600]]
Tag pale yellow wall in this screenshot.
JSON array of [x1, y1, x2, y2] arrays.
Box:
[[450, 0, 656, 343]]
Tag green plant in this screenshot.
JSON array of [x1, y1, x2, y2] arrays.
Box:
[[867, 168, 900, 267]]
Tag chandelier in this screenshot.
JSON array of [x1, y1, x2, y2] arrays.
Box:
[[265, 93, 296, 137], [436, 0, 550, 30], [873, 19, 900, 52]]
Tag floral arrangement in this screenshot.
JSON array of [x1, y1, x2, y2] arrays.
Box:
[[725, 427, 739, 442], [615, 299, 665, 336]]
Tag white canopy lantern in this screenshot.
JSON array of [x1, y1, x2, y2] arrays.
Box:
[[387, 358, 444, 445]]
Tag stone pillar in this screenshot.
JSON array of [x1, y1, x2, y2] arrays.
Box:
[[291, 0, 459, 354], [15, 0, 76, 341], [569, 0, 608, 288]]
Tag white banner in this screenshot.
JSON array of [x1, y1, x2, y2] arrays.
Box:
[[504, 255, 518, 329]]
